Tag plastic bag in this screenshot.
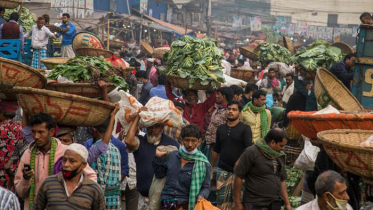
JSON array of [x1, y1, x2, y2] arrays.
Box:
[[312, 105, 340, 115], [139, 97, 184, 128], [194, 198, 220, 210], [105, 55, 127, 70], [360, 135, 373, 148], [116, 91, 183, 134], [294, 136, 320, 171], [149, 145, 178, 210], [222, 74, 247, 88], [115, 90, 144, 135]]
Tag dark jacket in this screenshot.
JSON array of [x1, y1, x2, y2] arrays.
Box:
[[329, 61, 354, 89]]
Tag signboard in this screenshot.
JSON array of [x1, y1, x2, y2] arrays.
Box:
[[140, 0, 148, 14], [250, 16, 261, 32], [51, 0, 94, 18]]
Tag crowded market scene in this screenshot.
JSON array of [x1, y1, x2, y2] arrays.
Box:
[[0, 0, 373, 210]]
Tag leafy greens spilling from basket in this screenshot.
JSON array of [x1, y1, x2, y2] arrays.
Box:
[[160, 36, 225, 88], [48, 56, 129, 91], [291, 40, 343, 71], [258, 43, 292, 64]]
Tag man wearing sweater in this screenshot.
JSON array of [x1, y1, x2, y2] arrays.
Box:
[[56, 13, 76, 58]]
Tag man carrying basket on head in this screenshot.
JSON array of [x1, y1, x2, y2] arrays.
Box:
[[25, 16, 56, 69]]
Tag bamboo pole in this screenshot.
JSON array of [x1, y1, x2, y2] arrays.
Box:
[[107, 19, 110, 50]]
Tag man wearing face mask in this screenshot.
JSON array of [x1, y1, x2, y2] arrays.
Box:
[[34, 144, 106, 210], [14, 113, 97, 210], [296, 170, 352, 210], [153, 125, 211, 210], [125, 107, 179, 209]]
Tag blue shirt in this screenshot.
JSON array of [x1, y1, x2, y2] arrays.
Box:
[[149, 85, 167, 99], [266, 94, 274, 109], [134, 134, 179, 197], [57, 22, 76, 46], [84, 136, 129, 176], [153, 151, 211, 203]]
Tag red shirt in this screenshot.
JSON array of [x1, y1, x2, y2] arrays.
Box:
[[166, 83, 216, 133]]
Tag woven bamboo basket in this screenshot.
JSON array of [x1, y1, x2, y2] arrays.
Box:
[[230, 68, 258, 82], [317, 129, 373, 179], [106, 40, 125, 49], [314, 68, 363, 111], [41, 57, 70, 70], [45, 83, 116, 98], [14, 87, 115, 127], [75, 48, 113, 58], [72, 32, 104, 51], [283, 36, 295, 55], [0, 0, 22, 9], [167, 75, 213, 90], [288, 110, 373, 139], [239, 45, 260, 61], [140, 40, 154, 56], [0, 57, 46, 100], [332, 42, 353, 55], [153, 47, 170, 59]]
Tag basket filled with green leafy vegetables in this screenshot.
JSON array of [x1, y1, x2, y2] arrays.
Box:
[[258, 43, 292, 64], [160, 36, 225, 90], [291, 40, 343, 79], [47, 56, 128, 98]]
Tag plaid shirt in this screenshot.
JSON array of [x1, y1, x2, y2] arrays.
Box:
[[163, 118, 189, 142], [91, 141, 121, 210], [205, 105, 227, 145]]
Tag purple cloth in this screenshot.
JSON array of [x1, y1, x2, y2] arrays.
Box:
[[84, 140, 109, 164], [53, 156, 63, 175], [23, 126, 34, 143]]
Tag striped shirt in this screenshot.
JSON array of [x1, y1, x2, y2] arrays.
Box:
[[34, 173, 105, 210], [0, 186, 21, 210]]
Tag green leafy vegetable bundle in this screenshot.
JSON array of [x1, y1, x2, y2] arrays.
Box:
[[161, 36, 225, 88], [48, 56, 128, 91], [291, 40, 343, 71], [5, 7, 36, 33], [258, 43, 291, 64]]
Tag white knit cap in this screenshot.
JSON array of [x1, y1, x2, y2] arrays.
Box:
[[66, 143, 89, 162]]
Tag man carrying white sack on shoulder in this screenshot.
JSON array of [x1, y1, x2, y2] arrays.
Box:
[[124, 97, 180, 210]]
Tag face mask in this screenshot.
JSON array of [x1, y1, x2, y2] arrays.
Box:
[[181, 145, 198, 155], [62, 164, 82, 180], [326, 192, 348, 210]]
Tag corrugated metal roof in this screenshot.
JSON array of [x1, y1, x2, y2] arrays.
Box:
[[140, 12, 194, 35]]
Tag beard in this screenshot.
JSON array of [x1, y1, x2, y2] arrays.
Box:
[[147, 133, 162, 144], [227, 115, 239, 122]]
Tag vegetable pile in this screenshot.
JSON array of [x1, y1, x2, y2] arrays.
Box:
[[48, 56, 129, 91], [161, 36, 225, 88], [5, 7, 36, 33], [258, 43, 291, 64], [291, 40, 343, 71]]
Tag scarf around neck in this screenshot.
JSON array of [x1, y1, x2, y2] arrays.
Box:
[[255, 138, 285, 159], [243, 101, 269, 138], [29, 138, 57, 209], [179, 148, 210, 210]]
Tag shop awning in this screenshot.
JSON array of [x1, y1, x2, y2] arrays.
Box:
[[133, 9, 194, 35]]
